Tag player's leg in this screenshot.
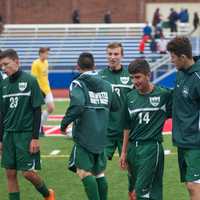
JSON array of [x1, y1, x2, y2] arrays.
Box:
[[179, 148, 200, 200], [68, 144, 100, 200], [15, 131, 55, 200], [116, 136, 136, 199], [186, 182, 200, 200], [127, 172, 136, 200], [95, 150, 108, 200], [6, 169, 20, 200], [129, 142, 163, 200], [105, 136, 117, 160], [41, 92, 55, 135], [149, 144, 164, 200], [1, 131, 20, 200], [77, 169, 100, 200], [21, 170, 55, 200], [96, 173, 108, 200], [126, 143, 137, 200]]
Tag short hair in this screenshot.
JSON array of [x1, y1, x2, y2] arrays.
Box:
[[0, 49, 19, 60], [128, 59, 150, 75], [77, 52, 95, 69], [107, 42, 124, 56], [39, 47, 50, 54], [167, 37, 192, 59]]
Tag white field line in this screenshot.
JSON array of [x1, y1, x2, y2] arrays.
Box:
[[50, 150, 61, 155]]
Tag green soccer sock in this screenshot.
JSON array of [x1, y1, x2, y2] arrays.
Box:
[[34, 181, 50, 197], [9, 192, 20, 200], [82, 175, 100, 200], [128, 173, 134, 192], [96, 176, 108, 200]]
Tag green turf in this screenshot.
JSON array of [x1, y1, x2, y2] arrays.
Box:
[[0, 100, 190, 200]]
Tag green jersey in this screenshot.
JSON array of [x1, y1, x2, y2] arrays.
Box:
[[125, 86, 172, 142], [0, 70, 44, 132], [61, 71, 120, 154], [99, 67, 132, 137], [0, 71, 3, 82], [173, 61, 200, 148]]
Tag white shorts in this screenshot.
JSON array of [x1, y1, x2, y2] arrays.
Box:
[[44, 92, 54, 104]]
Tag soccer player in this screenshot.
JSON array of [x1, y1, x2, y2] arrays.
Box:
[[0, 49, 55, 200], [167, 37, 200, 200], [31, 47, 55, 135], [60, 52, 120, 200], [98, 42, 133, 199], [120, 59, 172, 200]]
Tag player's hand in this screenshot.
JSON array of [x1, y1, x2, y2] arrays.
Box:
[[60, 127, 67, 135], [0, 142, 3, 156], [119, 152, 127, 170], [30, 139, 40, 154]]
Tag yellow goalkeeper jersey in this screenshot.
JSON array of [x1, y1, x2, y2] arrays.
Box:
[[31, 58, 51, 95]]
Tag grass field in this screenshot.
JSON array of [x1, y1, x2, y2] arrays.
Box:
[[0, 101, 189, 200]]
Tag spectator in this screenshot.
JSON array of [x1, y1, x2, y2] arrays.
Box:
[[150, 37, 157, 53], [104, 10, 112, 23], [168, 8, 179, 33], [154, 25, 164, 39], [193, 12, 200, 31], [139, 39, 145, 54], [157, 36, 168, 54], [152, 8, 161, 28], [143, 22, 152, 39], [179, 9, 189, 23], [72, 9, 80, 24]]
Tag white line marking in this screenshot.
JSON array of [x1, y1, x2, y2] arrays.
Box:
[[50, 150, 61, 155], [164, 149, 171, 155]]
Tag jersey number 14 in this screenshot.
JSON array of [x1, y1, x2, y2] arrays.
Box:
[[138, 112, 150, 124]]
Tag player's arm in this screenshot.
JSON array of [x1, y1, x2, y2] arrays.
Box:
[[31, 61, 38, 77], [119, 97, 131, 170], [29, 106, 41, 154], [60, 82, 85, 133], [29, 78, 44, 154], [166, 89, 173, 118], [120, 129, 130, 170]]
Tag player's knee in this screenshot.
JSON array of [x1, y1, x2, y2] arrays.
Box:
[[22, 171, 35, 181], [77, 169, 92, 179], [186, 182, 200, 194], [6, 170, 17, 181]]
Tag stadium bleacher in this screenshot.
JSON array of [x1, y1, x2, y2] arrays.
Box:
[[0, 23, 192, 88]]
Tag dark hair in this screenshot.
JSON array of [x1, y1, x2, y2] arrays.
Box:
[[77, 52, 95, 69], [128, 59, 150, 75], [39, 47, 50, 54], [0, 49, 19, 60], [167, 37, 192, 59], [107, 42, 124, 56]]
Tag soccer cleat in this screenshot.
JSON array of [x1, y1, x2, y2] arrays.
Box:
[[45, 189, 55, 200], [128, 191, 136, 200]]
